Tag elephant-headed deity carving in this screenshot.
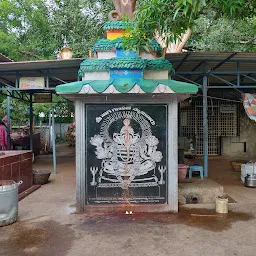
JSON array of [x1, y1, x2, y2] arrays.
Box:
[[109, 0, 137, 21]]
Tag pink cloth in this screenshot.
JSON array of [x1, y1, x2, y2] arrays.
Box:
[[2, 116, 12, 133], [0, 125, 7, 150]]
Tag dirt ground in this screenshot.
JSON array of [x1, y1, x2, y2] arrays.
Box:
[[0, 144, 256, 256]]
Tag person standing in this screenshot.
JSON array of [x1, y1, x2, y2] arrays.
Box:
[[0, 119, 8, 150], [2, 115, 12, 133]]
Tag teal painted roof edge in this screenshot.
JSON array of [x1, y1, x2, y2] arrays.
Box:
[[56, 79, 198, 94], [55, 80, 91, 93]]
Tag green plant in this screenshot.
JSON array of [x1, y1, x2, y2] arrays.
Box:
[[123, 0, 256, 54]]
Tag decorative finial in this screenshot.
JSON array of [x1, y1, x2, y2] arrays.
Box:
[[109, 0, 136, 21], [59, 46, 73, 60]]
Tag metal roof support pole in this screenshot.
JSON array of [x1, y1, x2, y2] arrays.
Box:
[[51, 108, 57, 175], [29, 93, 33, 152], [237, 61, 240, 86], [242, 74, 256, 83], [49, 108, 57, 174], [203, 75, 208, 178], [46, 71, 49, 88], [7, 91, 11, 150], [15, 73, 19, 88]]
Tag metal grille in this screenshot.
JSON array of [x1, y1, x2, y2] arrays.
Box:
[[180, 101, 239, 155]]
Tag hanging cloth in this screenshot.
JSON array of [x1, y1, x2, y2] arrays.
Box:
[[0, 124, 8, 150], [243, 93, 256, 122]]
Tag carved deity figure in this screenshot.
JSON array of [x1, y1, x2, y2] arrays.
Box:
[[90, 118, 163, 189], [109, 0, 137, 21]]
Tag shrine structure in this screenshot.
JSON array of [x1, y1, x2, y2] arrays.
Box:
[[56, 0, 197, 213]]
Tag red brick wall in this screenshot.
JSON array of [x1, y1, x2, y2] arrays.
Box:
[[0, 151, 33, 193]]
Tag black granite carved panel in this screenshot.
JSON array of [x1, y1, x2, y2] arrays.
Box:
[[85, 104, 168, 204]]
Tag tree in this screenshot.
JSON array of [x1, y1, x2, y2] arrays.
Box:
[[0, 93, 75, 126], [124, 0, 256, 55], [0, 0, 54, 60], [0, 0, 113, 61], [2, 0, 254, 60], [48, 0, 112, 58], [189, 15, 256, 52], [0, 97, 30, 126]]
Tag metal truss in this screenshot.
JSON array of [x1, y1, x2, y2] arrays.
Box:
[[174, 59, 256, 89], [0, 86, 30, 102], [0, 70, 69, 103]]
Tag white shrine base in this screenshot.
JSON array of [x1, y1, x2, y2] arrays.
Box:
[[73, 94, 182, 213]]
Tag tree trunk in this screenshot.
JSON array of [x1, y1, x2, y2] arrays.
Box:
[[155, 29, 192, 55]]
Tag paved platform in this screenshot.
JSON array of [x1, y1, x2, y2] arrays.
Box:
[[178, 178, 224, 204], [0, 145, 255, 256]]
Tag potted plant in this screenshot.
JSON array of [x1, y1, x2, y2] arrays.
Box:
[[64, 123, 75, 147]]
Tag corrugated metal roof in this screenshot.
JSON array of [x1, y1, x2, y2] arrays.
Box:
[[166, 52, 256, 87], [0, 52, 255, 89], [0, 58, 83, 71], [0, 58, 84, 88], [167, 52, 256, 71]]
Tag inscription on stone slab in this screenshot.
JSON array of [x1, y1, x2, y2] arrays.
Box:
[[86, 104, 168, 204]]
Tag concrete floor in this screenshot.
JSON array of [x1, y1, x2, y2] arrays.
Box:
[[0, 145, 256, 256]]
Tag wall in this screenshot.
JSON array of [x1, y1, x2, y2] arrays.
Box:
[[53, 123, 71, 138], [221, 108, 256, 159], [0, 151, 33, 193], [14, 123, 71, 138]]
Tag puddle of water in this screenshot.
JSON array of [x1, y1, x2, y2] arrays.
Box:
[[177, 208, 253, 231], [76, 208, 254, 233]]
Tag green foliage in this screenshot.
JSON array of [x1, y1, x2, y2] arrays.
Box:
[[34, 95, 74, 123], [0, 0, 113, 61], [0, 0, 55, 60], [124, 0, 256, 53], [1, 98, 30, 126], [190, 16, 256, 52], [0, 94, 74, 125], [0, 0, 255, 61]]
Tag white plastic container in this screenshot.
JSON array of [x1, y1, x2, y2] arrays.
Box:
[[0, 180, 21, 226], [241, 163, 255, 183], [215, 195, 228, 214]]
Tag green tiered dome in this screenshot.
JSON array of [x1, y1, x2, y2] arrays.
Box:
[[92, 38, 162, 53], [56, 20, 198, 95], [103, 21, 132, 31], [78, 58, 174, 79]]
